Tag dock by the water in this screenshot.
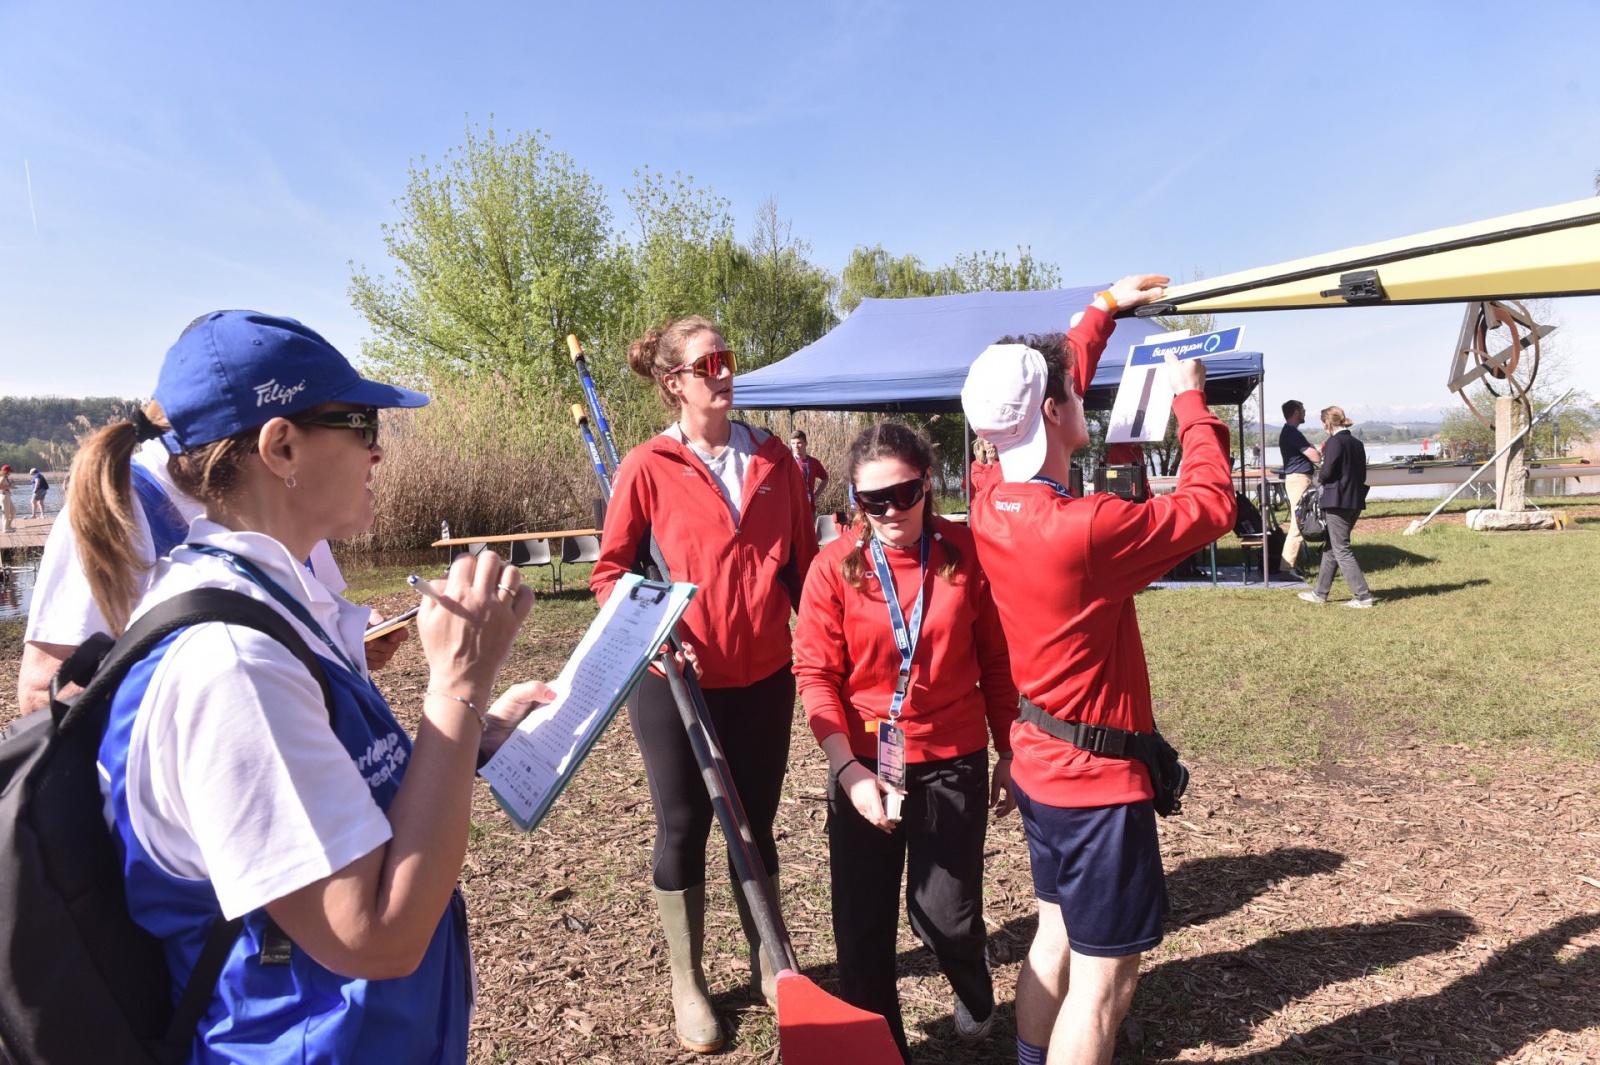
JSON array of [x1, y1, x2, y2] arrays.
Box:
[[0, 516, 53, 566]]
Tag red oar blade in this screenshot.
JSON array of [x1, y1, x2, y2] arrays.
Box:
[[775, 971, 902, 1065]]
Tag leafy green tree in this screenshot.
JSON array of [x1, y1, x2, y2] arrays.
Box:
[[721, 198, 836, 371], [348, 123, 627, 401], [621, 168, 737, 333], [837, 246, 961, 315], [950, 246, 1062, 293]]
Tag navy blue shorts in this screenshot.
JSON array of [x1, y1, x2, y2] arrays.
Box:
[[1014, 784, 1168, 958]]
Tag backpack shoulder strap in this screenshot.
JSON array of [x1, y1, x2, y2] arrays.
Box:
[[47, 587, 341, 1063]]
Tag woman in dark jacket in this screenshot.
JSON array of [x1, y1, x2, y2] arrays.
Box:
[[1299, 405, 1374, 608]]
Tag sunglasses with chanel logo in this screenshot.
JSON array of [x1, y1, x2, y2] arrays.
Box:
[[291, 407, 381, 450], [853, 478, 927, 517], [666, 349, 738, 378]]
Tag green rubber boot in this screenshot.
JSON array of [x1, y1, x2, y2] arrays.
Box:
[[732, 871, 782, 1006], [652, 885, 724, 1053]]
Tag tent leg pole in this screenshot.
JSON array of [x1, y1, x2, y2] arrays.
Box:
[[964, 415, 972, 513], [1258, 381, 1268, 586]]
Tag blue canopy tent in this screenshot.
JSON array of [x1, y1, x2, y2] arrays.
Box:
[[732, 286, 1266, 413], [733, 287, 1275, 582]]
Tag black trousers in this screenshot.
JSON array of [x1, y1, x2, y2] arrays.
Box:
[[828, 750, 994, 1062], [627, 664, 795, 891]]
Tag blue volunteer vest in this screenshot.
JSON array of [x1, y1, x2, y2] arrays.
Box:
[[98, 629, 473, 1064], [129, 464, 189, 559]]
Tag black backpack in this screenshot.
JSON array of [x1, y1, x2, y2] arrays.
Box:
[[1294, 484, 1329, 544], [1232, 491, 1264, 537], [0, 588, 332, 1065]]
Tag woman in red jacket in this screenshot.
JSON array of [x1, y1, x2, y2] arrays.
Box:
[[794, 422, 1018, 1062], [590, 315, 815, 1054]]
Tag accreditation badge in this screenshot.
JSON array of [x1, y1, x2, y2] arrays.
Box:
[[877, 720, 906, 822]]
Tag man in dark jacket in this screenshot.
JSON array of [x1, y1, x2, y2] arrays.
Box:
[[1298, 405, 1373, 607]]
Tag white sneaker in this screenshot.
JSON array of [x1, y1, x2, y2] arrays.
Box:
[[1345, 597, 1375, 609], [1297, 591, 1327, 604]]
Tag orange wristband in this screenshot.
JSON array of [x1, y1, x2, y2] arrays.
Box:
[[1096, 289, 1118, 313]]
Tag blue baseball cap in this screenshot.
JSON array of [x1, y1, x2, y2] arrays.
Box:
[[154, 310, 429, 453]]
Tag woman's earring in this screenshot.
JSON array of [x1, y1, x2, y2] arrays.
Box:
[[285, 475, 298, 489]]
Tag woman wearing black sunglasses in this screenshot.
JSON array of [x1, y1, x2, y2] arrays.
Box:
[[793, 421, 1018, 1062], [591, 315, 817, 1053]]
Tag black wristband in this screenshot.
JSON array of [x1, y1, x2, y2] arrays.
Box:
[[833, 757, 861, 787]]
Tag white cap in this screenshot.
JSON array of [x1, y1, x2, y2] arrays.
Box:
[[961, 343, 1049, 482]]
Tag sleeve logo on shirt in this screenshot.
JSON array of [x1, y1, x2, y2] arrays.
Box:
[[356, 732, 409, 789], [253, 378, 308, 407], [993, 500, 1022, 513]]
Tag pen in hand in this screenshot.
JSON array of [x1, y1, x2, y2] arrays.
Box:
[[407, 574, 446, 604]]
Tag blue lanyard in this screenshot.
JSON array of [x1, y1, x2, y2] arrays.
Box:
[[867, 533, 930, 721], [796, 455, 813, 504], [185, 543, 363, 677], [1030, 474, 1073, 498]]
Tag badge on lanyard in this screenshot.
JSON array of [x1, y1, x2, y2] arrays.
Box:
[[867, 533, 928, 823], [877, 720, 906, 822]]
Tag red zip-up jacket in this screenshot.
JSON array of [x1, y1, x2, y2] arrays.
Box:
[[794, 517, 1017, 763], [592, 422, 817, 689], [969, 390, 1234, 808]]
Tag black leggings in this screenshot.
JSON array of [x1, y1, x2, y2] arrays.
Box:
[[627, 664, 795, 891]]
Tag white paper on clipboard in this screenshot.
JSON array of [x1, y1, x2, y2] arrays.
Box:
[[478, 573, 696, 832]]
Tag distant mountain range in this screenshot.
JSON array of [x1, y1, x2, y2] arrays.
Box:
[[1265, 421, 1443, 444]]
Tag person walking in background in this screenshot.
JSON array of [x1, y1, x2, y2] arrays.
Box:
[[794, 422, 1017, 1062], [0, 465, 15, 532], [72, 309, 553, 1062], [1278, 400, 1322, 577], [592, 315, 816, 1054], [28, 468, 48, 518], [791, 429, 830, 513], [962, 275, 1236, 1065], [1299, 405, 1374, 608], [27, 466, 48, 514]]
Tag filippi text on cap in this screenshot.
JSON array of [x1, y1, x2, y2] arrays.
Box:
[[254, 379, 309, 408]]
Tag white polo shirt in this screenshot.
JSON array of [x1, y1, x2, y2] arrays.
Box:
[[115, 520, 392, 920]]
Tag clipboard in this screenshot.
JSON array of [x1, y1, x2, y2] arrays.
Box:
[[478, 573, 696, 831], [363, 605, 419, 642]]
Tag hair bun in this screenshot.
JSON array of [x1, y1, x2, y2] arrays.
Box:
[[626, 330, 662, 379]]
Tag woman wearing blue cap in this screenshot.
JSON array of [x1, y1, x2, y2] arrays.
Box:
[[72, 310, 551, 1063]]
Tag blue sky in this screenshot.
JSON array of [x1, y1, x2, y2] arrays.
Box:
[[3, 0, 1598, 423]]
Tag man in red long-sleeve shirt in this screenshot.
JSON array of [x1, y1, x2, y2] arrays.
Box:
[[961, 275, 1236, 1065]]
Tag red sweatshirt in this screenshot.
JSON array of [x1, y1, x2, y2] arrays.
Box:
[[794, 517, 1018, 763], [592, 422, 817, 689], [969, 390, 1234, 807]]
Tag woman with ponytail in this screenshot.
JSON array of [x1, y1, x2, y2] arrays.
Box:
[[591, 315, 815, 1053], [69, 310, 553, 1063], [793, 421, 1018, 1062], [18, 387, 404, 716]]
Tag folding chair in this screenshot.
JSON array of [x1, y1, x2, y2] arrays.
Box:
[[558, 534, 601, 592], [816, 513, 842, 547], [509, 537, 558, 591]]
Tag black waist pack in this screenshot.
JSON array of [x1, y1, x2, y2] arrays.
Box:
[[1018, 698, 1190, 816]]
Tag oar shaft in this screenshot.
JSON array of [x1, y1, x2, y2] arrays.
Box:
[[568, 335, 622, 470], [571, 404, 612, 499]]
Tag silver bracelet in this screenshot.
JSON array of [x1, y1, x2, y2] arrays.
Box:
[[427, 690, 487, 731]]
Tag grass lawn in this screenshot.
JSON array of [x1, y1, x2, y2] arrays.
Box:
[[1149, 513, 1600, 768]]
